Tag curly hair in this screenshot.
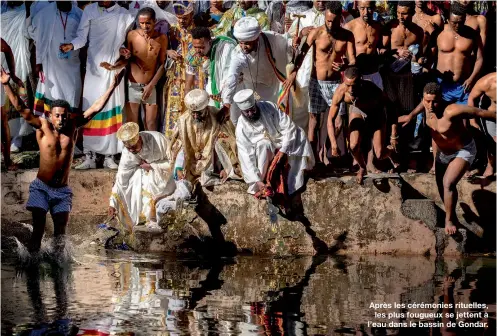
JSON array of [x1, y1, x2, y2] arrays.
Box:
[[423, 82, 441, 95], [325, 1, 343, 15]]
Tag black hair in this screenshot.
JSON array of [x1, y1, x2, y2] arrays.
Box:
[[325, 1, 342, 15], [50, 99, 71, 113], [137, 7, 156, 20], [398, 1, 414, 12], [344, 66, 361, 79], [423, 82, 441, 95], [450, 2, 467, 16], [191, 26, 212, 40]]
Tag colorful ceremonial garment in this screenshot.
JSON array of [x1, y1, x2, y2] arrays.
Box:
[[31, 3, 83, 115], [163, 24, 205, 138], [71, 3, 134, 155], [211, 4, 270, 38]]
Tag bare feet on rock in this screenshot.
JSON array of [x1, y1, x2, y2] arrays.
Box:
[[445, 221, 457, 235], [356, 167, 366, 184], [483, 165, 495, 178]]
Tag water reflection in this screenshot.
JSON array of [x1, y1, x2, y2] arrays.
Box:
[[1, 254, 495, 335]]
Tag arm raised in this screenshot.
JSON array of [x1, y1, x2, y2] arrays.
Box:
[[76, 69, 126, 128]]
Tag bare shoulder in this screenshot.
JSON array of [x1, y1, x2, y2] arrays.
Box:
[[443, 103, 462, 118], [344, 18, 356, 31], [308, 26, 321, 40], [127, 29, 138, 39], [38, 118, 50, 134], [333, 83, 346, 102], [476, 14, 487, 27], [432, 13, 443, 26]]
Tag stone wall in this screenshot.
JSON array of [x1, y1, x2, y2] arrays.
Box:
[[1, 170, 495, 256]]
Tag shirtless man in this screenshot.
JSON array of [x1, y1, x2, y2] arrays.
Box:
[[284, 1, 355, 164], [457, 0, 487, 48], [468, 72, 496, 177], [419, 82, 495, 235], [102, 7, 168, 131], [328, 67, 395, 183], [344, 1, 383, 89], [435, 2, 483, 104], [1, 68, 125, 254], [382, 1, 424, 171], [413, 0, 443, 54]]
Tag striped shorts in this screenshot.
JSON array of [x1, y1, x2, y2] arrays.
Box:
[[26, 178, 73, 214]]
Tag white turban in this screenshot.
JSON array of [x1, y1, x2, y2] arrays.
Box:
[[185, 89, 209, 112], [233, 16, 262, 42], [233, 89, 256, 111]]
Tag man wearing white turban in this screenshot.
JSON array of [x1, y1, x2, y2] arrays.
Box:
[[224, 16, 292, 126], [234, 89, 314, 200], [169, 89, 241, 188]]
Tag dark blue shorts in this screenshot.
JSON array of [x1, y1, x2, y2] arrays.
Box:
[[26, 178, 73, 214]]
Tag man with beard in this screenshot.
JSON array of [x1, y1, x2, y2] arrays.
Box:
[[419, 82, 495, 235], [328, 67, 396, 184], [185, 26, 236, 118], [211, 0, 269, 38], [224, 17, 292, 126], [102, 7, 168, 132], [169, 89, 241, 187], [1, 68, 125, 254], [234, 89, 314, 200], [344, 1, 383, 90], [284, 1, 355, 165]]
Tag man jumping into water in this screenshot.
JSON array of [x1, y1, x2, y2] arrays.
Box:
[[1, 67, 125, 254]]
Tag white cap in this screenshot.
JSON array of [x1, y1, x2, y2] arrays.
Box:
[[184, 89, 209, 112], [233, 16, 261, 42], [233, 89, 256, 111]]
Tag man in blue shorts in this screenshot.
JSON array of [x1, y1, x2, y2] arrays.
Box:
[[1, 67, 125, 254]]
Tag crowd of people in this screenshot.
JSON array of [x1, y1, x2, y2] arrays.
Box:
[[1, 0, 496, 253]]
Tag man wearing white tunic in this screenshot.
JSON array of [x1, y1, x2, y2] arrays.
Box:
[[1, 2, 34, 153], [60, 1, 134, 170], [285, 0, 325, 131], [234, 89, 314, 198], [224, 17, 292, 126], [30, 2, 83, 116], [109, 122, 178, 230], [185, 26, 238, 121]]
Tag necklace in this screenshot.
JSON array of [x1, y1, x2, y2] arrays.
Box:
[[193, 121, 206, 160], [139, 31, 153, 51], [58, 10, 69, 41], [244, 38, 261, 100]]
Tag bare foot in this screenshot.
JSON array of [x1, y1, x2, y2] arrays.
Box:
[[429, 166, 435, 175], [367, 163, 381, 174], [464, 169, 480, 179], [483, 165, 495, 178], [356, 168, 366, 184], [445, 221, 457, 235]]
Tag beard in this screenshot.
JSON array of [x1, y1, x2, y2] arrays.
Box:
[[242, 112, 261, 123], [192, 111, 206, 124]]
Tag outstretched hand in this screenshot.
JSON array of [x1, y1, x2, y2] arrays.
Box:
[[0, 67, 10, 84]]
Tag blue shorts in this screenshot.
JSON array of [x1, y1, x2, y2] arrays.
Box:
[[26, 178, 73, 214], [437, 78, 469, 105]]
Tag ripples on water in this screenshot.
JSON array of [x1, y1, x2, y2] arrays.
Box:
[[1, 252, 495, 336]]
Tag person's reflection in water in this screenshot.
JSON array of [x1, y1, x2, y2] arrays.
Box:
[[256, 255, 328, 335], [19, 263, 78, 335]]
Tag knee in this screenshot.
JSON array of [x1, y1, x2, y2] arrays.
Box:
[[349, 141, 360, 153], [442, 178, 457, 192], [374, 146, 386, 160]]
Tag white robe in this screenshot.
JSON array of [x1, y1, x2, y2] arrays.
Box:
[[286, 7, 324, 132], [236, 101, 314, 195], [1, 4, 34, 139], [31, 3, 83, 113], [71, 3, 134, 155], [225, 32, 292, 125], [109, 132, 176, 229]]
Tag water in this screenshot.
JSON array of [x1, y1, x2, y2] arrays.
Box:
[[1, 253, 495, 335]]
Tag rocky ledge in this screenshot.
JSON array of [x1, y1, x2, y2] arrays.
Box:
[[1, 170, 495, 256]]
